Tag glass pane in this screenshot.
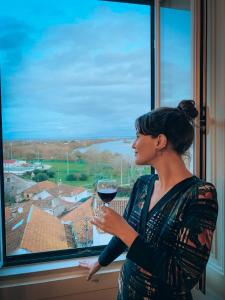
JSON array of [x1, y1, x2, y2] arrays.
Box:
[[160, 0, 193, 171], [1, 0, 150, 256]]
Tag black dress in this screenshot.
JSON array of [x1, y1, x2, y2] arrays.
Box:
[[98, 174, 218, 300]]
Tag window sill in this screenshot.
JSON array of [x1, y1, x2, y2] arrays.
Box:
[[0, 253, 126, 288]]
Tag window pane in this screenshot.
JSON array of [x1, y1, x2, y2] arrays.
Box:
[[160, 0, 193, 171], [1, 0, 150, 257]]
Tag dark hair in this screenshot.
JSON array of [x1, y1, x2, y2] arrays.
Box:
[[135, 100, 199, 155]]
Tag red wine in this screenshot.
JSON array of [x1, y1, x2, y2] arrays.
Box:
[[97, 188, 117, 203]]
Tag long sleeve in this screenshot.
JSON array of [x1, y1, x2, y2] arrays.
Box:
[[98, 179, 140, 266], [126, 183, 218, 290]]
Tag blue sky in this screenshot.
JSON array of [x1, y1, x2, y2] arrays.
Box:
[[0, 0, 191, 140]]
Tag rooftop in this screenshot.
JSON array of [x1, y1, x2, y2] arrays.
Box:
[[20, 205, 70, 253], [62, 198, 94, 245], [23, 181, 57, 194]]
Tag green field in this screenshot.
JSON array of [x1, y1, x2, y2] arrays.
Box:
[[32, 159, 150, 191], [42, 159, 95, 189]]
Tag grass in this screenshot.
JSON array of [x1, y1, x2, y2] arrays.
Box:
[[42, 160, 94, 189], [24, 159, 150, 191]]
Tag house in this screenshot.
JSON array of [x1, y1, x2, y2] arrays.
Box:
[[33, 196, 66, 217], [33, 197, 79, 216], [4, 207, 13, 223], [92, 197, 128, 246], [22, 181, 57, 201], [23, 181, 89, 217], [5, 198, 81, 257], [3, 159, 35, 175], [61, 198, 94, 247], [33, 190, 52, 201], [48, 184, 91, 203], [4, 173, 36, 203], [95, 197, 128, 216], [5, 201, 34, 255], [17, 205, 73, 254], [3, 160, 17, 168]]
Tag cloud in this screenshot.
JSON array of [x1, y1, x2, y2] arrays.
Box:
[[1, 2, 192, 140], [160, 61, 192, 105], [0, 16, 35, 71], [2, 7, 151, 139]]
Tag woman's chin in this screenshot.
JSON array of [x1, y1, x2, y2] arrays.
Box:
[[135, 157, 151, 166], [135, 158, 144, 165]]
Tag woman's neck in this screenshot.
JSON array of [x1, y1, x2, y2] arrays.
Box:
[[153, 151, 193, 191]]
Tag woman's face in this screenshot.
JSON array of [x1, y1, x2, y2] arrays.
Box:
[[132, 133, 158, 165]]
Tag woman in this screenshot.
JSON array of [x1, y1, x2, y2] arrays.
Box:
[[79, 100, 218, 300]]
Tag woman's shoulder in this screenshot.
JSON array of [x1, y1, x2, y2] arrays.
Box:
[[192, 176, 217, 195], [189, 176, 218, 209]]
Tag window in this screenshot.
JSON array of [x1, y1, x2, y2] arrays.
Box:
[[0, 0, 151, 265], [0, 0, 204, 270], [159, 0, 194, 172], [160, 0, 192, 105]]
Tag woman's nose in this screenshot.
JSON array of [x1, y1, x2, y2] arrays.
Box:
[[132, 141, 136, 149]]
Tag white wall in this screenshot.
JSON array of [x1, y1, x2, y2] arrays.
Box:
[[206, 0, 225, 299]]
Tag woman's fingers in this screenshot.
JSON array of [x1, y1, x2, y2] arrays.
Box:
[[78, 260, 101, 281], [87, 271, 93, 281], [79, 261, 92, 280], [79, 261, 90, 269], [90, 216, 104, 228]]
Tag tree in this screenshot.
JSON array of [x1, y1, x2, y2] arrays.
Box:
[[33, 173, 49, 182], [46, 170, 55, 178], [79, 173, 88, 181], [66, 174, 75, 181], [33, 169, 41, 175]]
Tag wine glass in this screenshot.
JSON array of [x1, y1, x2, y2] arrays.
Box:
[[96, 179, 118, 207]]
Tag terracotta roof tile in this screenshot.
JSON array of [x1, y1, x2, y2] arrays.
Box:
[[96, 197, 128, 216], [62, 198, 93, 244], [5, 207, 12, 221], [20, 205, 70, 252], [47, 185, 85, 197], [23, 181, 57, 194], [31, 197, 80, 215], [5, 201, 33, 254], [4, 160, 16, 164]]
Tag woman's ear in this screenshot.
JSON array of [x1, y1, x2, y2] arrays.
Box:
[[155, 134, 168, 151]]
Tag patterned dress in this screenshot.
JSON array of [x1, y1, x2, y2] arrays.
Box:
[[98, 174, 218, 300]]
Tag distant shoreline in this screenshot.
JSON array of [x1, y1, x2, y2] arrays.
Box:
[[3, 136, 134, 143], [3, 138, 134, 161]]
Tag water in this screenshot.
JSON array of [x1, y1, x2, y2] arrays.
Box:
[[75, 139, 134, 159]]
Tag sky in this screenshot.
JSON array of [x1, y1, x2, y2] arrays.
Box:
[[0, 0, 191, 141]]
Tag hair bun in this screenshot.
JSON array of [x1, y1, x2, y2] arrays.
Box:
[[177, 100, 198, 121]]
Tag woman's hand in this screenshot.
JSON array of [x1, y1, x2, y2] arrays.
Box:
[[91, 206, 127, 237], [91, 206, 138, 247], [79, 259, 102, 281]]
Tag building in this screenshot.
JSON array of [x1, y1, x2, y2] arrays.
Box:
[[61, 198, 94, 247], [5, 201, 33, 255], [17, 205, 73, 254], [92, 196, 128, 246], [48, 184, 91, 203], [4, 173, 36, 203], [22, 181, 58, 201], [95, 197, 128, 216]]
